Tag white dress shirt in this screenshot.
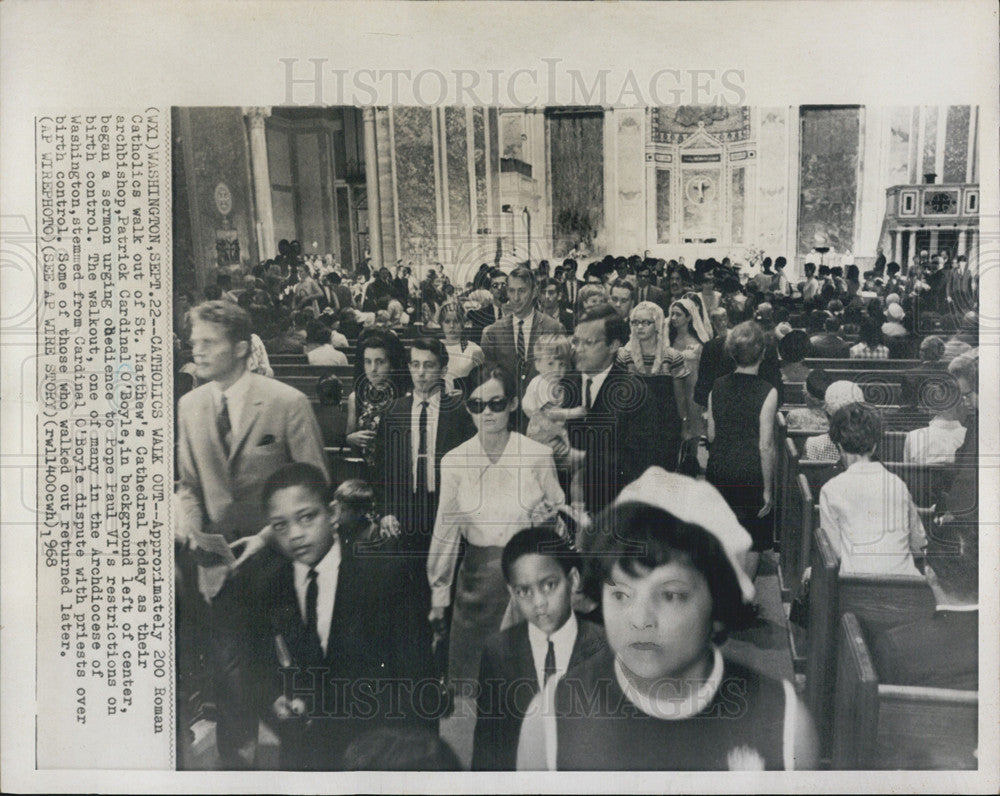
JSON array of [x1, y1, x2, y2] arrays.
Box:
[[903, 417, 967, 465], [292, 538, 342, 655], [582, 362, 614, 409], [819, 459, 926, 576], [514, 311, 534, 357], [427, 432, 565, 607], [212, 368, 253, 438], [410, 391, 441, 493], [527, 612, 578, 690]]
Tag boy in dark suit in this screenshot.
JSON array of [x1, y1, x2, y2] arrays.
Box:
[[472, 526, 606, 771], [249, 464, 435, 770]]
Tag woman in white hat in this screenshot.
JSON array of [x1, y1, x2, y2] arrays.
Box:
[[517, 467, 817, 771]]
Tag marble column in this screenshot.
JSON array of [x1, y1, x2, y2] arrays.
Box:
[[243, 106, 275, 259], [362, 107, 383, 270]]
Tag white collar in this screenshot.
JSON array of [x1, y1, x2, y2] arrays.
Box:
[[527, 612, 578, 686], [935, 603, 978, 612], [929, 417, 965, 430], [527, 610, 578, 649], [292, 535, 342, 582], [583, 362, 614, 384], [213, 367, 252, 402], [615, 644, 724, 720]]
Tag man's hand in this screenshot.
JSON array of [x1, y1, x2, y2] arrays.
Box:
[[428, 606, 448, 637], [757, 490, 774, 519], [379, 514, 401, 539], [229, 527, 269, 569]]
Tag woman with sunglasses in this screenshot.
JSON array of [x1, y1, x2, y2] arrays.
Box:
[[427, 362, 566, 687]]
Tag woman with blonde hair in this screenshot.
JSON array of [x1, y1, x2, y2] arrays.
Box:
[[618, 300, 695, 440]]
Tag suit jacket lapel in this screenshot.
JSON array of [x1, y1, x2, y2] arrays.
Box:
[[271, 563, 314, 666], [229, 393, 263, 462], [511, 623, 540, 693]]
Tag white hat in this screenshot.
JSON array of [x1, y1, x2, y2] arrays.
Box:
[[886, 303, 905, 321], [614, 467, 756, 602], [824, 380, 864, 415]]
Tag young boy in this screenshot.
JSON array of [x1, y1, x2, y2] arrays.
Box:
[[252, 463, 434, 770], [521, 334, 587, 506], [471, 526, 604, 771], [819, 403, 927, 576]]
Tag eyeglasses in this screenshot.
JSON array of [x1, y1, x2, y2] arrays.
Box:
[[571, 336, 606, 348], [466, 396, 511, 414], [630, 319, 655, 327]]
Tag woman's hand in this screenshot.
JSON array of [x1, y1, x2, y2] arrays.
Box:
[[427, 606, 448, 637], [757, 489, 774, 518], [379, 514, 401, 538], [346, 429, 376, 448]]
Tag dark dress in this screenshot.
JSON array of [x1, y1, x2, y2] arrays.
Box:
[[352, 379, 398, 474], [554, 646, 788, 770], [706, 372, 775, 551]]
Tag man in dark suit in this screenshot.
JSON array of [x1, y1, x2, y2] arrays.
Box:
[[566, 306, 667, 516], [473, 527, 606, 771], [175, 300, 329, 768], [538, 277, 574, 332], [373, 336, 476, 561], [556, 259, 582, 310], [872, 524, 977, 690], [634, 261, 668, 311], [808, 315, 852, 358], [248, 464, 434, 770], [480, 266, 565, 400]]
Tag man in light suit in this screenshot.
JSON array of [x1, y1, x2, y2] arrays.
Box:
[[480, 265, 565, 402], [175, 300, 329, 768]]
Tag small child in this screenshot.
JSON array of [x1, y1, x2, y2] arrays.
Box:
[[472, 525, 604, 771], [521, 334, 586, 506], [819, 403, 927, 576]]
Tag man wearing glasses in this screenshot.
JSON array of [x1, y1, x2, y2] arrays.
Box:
[[566, 305, 668, 517]]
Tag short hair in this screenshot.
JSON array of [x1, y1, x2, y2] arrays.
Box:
[[725, 320, 765, 366], [919, 335, 946, 362], [926, 524, 978, 602], [333, 478, 375, 517], [465, 361, 517, 400], [533, 333, 572, 366], [779, 329, 810, 364], [501, 525, 582, 583], [948, 349, 978, 385], [316, 373, 343, 405], [508, 265, 536, 291], [823, 315, 842, 333], [190, 300, 252, 347], [609, 278, 635, 299], [584, 502, 754, 638], [803, 261, 817, 276], [805, 368, 832, 401], [858, 317, 883, 348], [538, 277, 560, 292], [577, 283, 607, 308], [306, 319, 331, 346], [577, 304, 629, 346], [409, 336, 449, 370], [261, 462, 331, 512], [828, 402, 882, 454]]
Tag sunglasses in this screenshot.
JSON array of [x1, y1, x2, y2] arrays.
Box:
[[466, 396, 511, 414]]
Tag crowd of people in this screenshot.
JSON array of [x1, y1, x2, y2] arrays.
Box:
[[173, 240, 979, 771]]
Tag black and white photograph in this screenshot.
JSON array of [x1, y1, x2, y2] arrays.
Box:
[[170, 102, 982, 771], [1, 1, 997, 792]]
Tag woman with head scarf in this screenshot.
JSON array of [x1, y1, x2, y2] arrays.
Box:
[[668, 296, 713, 439]]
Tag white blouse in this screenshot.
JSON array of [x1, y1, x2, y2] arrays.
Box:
[[427, 432, 564, 608]]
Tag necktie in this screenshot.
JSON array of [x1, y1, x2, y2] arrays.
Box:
[[584, 377, 593, 411], [305, 568, 322, 659], [218, 393, 232, 456], [516, 319, 526, 361], [416, 400, 429, 492], [544, 639, 556, 684]]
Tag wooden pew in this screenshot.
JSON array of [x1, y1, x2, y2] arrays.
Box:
[[776, 437, 799, 596], [804, 358, 937, 371], [832, 612, 977, 770], [805, 525, 936, 756]]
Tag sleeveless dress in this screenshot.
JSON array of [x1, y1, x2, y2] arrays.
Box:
[[706, 372, 775, 551], [553, 646, 789, 770]]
